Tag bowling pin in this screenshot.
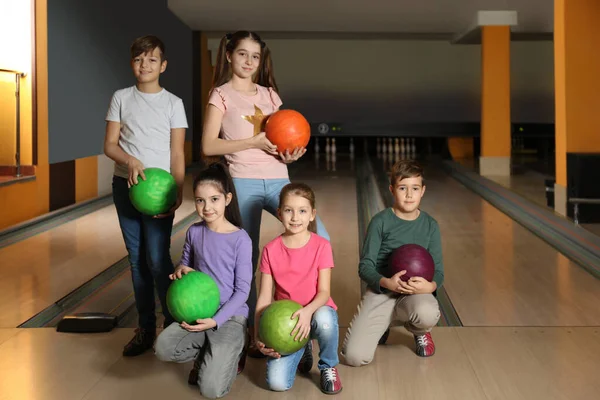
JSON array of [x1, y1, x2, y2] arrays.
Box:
[[382, 146, 388, 169]]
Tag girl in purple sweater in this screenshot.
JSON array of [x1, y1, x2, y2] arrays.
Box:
[[154, 162, 252, 399]]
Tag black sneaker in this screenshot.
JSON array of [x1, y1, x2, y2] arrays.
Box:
[[237, 333, 249, 375], [297, 340, 313, 374], [123, 328, 156, 357], [378, 328, 390, 345], [188, 353, 201, 386]]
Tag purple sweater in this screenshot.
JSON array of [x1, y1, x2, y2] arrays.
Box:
[[179, 222, 252, 327]]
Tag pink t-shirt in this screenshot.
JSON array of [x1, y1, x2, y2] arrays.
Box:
[[259, 233, 337, 310], [208, 82, 289, 179]]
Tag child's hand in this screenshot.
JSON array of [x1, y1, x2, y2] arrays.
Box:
[[406, 277, 436, 294], [290, 307, 312, 342], [252, 132, 278, 155], [256, 340, 281, 358], [382, 271, 411, 294], [181, 318, 217, 332], [396, 273, 417, 295], [126, 157, 145, 187], [170, 266, 194, 280], [154, 192, 183, 219], [279, 147, 306, 164]]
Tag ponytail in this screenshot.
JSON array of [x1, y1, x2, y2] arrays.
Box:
[[212, 35, 231, 89], [257, 46, 279, 93], [211, 31, 279, 93], [193, 162, 243, 228]]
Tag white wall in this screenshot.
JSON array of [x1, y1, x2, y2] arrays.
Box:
[[208, 38, 555, 125]]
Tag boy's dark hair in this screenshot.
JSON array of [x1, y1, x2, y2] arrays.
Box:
[[130, 35, 166, 61], [389, 160, 425, 187], [193, 162, 243, 228]]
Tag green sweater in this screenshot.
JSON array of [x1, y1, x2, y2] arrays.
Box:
[[359, 208, 444, 293]]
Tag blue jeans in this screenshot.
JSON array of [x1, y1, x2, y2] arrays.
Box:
[[232, 178, 330, 327], [112, 176, 175, 330], [267, 306, 339, 391]]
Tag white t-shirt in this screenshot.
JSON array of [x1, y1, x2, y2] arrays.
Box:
[[105, 86, 188, 178]]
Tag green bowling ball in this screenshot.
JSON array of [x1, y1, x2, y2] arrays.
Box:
[[129, 167, 177, 216], [258, 299, 309, 355], [166, 271, 220, 324]]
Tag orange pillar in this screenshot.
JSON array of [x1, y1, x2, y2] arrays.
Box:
[[0, 0, 49, 230], [554, 0, 600, 216], [480, 25, 511, 176]]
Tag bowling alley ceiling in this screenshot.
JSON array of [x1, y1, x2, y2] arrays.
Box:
[[168, 0, 553, 36]]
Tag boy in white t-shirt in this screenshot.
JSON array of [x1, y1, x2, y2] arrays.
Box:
[[103, 35, 188, 357]]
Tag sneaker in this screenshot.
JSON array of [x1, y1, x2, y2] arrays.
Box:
[[122, 328, 155, 357], [237, 336, 249, 375], [188, 355, 200, 386], [320, 367, 342, 395], [297, 340, 313, 374], [378, 328, 390, 345], [414, 332, 435, 357]]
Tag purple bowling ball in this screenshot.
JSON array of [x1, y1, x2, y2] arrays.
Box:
[[388, 244, 435, 282]]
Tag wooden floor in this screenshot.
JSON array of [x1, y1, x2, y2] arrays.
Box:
[[456, 157, 600, 237], [417, 164, 600, 327], [0, 326, 598, 400], [0, 154, 599, 399], [0, 175, 198, 328]]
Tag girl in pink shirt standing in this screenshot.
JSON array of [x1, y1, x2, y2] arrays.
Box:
[[201, 31, 330, 356], [254, 183, 342, 395]]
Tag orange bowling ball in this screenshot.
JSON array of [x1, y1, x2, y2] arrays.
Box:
[[264, 109, 311, 153]]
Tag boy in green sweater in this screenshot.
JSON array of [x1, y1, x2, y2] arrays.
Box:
[[341, 160, 444, 365]]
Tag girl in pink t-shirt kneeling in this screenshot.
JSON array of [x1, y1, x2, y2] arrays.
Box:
[[254, 183, 342, 395]]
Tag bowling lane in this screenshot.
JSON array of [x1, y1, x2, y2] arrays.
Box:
[[373, 157, 600, 327], [0, 175, 198, 328], [259, 147, 600, 328], [104, 154, 363, 330]]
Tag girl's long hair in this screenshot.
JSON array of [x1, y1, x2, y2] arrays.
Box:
[[193, 162, 243, 228], [212, 31, 279, 92]]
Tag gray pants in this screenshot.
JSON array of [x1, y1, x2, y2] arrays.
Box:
[[154, 316, 247, 399], [341, 289, 440, 367]]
